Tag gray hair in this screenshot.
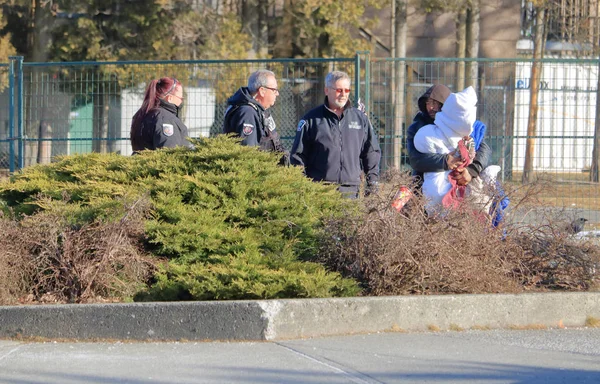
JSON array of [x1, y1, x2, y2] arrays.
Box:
[[248, 69, 276, 93], [325, 71, 351, 88]]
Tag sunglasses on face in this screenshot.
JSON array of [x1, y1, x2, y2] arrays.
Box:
[[333, 88, 351, 94]]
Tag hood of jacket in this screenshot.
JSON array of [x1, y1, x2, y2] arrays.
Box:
[[433, 86, 477, 139], [227, 87, 265, 111], [418, 84, 452, 115]]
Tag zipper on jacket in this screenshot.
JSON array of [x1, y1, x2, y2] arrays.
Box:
[[338, 119, 343, 184]]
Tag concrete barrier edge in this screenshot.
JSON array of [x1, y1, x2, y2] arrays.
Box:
[[0, 292, 598, 341]]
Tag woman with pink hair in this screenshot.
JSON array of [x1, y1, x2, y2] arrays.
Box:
[[130, 77, 192, 152]]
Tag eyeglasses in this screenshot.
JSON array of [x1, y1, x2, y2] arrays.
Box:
[[333, 88, 351, 94], [262, 86, 279, 94]]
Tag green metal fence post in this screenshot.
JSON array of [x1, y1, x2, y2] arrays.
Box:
[[354, 51, 371, 108], [14, 56, 24, 170], [364, 51, 371, 108], [8, 57, 14, 173], [354, 53, 361, 103], [7, 56, 23, 173]]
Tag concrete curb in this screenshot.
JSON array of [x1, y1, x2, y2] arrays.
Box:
[[1, 292, 599, 341]]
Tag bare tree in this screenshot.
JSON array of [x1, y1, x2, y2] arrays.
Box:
[[522, 4, 547, 183], [465, 0, 480, 90], [455, 8, 467, 91], [391, 0, 408, 169], [240, 0, 270, 58], [590, 2, 600, 182], [592, 67, 600, 181]]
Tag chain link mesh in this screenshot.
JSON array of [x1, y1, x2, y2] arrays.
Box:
[[1, 57, 599, 212]]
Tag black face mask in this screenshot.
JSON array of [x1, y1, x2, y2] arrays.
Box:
[[175, 102, 184, 117]]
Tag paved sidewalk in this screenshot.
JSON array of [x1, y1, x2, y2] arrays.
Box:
[[1, 328, 599, 383]]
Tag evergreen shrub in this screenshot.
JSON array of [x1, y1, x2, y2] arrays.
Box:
[[0, 136, 360, 302]]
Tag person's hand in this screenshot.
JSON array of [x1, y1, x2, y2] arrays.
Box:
[[446, 153, 463, 170], [450, 167, 472, 186]]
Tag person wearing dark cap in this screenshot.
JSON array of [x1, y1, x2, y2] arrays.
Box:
[[406, 84, 492, 188]]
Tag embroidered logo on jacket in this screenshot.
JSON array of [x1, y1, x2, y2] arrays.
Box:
[[348, 121, 361, 130], [162, 124, 174, 137], [297, 120, 307, 132], [243, 124, 254, 135], [265, 115, 276, 132]]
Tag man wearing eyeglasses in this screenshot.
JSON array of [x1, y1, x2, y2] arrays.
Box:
[[223, 69, 288, 164], [290, 71, 381, 199]]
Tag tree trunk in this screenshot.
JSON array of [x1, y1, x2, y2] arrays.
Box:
[[455, 9, 467, 91], [257, 0, 269, 57], [25, 0, 54, 165], [37, 121, 51, 164], [590, 58, 600, 182], [30, 0, 53, 62], [522, 7, 546, 184], [241, 0, 268, 58], [392, 0, 407, 170], [465, 0, 480, 90], [590, 1, 600, 182], [273, 0, 294, 57], [93, 78, 109, 153]]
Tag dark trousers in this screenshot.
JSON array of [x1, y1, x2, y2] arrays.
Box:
[[338, 184, 360, 199]]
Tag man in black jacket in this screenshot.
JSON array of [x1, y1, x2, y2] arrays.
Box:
[[406, 84, 491, 188], [290, 71, 381, 199], [223, 69, 288, 163]]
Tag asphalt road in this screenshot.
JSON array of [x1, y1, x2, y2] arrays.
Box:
[[1, 328, 599, 384]]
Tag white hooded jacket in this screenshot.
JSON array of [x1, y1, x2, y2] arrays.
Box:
[[413, 86, 477, 214]]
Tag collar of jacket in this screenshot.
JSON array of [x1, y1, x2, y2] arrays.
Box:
[[228, 87, 265, 112], [159, 98, 180, 117], [416, 111, 434, 125]]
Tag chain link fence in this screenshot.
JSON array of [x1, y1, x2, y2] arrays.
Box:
[[2, 55, 599, 212], [367, 56, 599, 213], [1, 58, 357, 168]]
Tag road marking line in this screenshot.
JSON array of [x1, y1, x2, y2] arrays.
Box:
[[0, 345, 23, 362], [276, 342, 383, 384]]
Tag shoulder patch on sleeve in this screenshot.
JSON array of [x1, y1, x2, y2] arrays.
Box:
[[242, 123, 254, 136], [297, 120, 307, 132], [162, 124, 174, 137]]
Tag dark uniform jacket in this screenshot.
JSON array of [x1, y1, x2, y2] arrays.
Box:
[[223, 87, 286, 156], [406, 85, 491, 181], [290, 97, 381, 186], [134, 99, 191, 151]]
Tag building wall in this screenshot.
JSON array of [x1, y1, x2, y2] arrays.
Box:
[[363, 0, 522, 58]]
